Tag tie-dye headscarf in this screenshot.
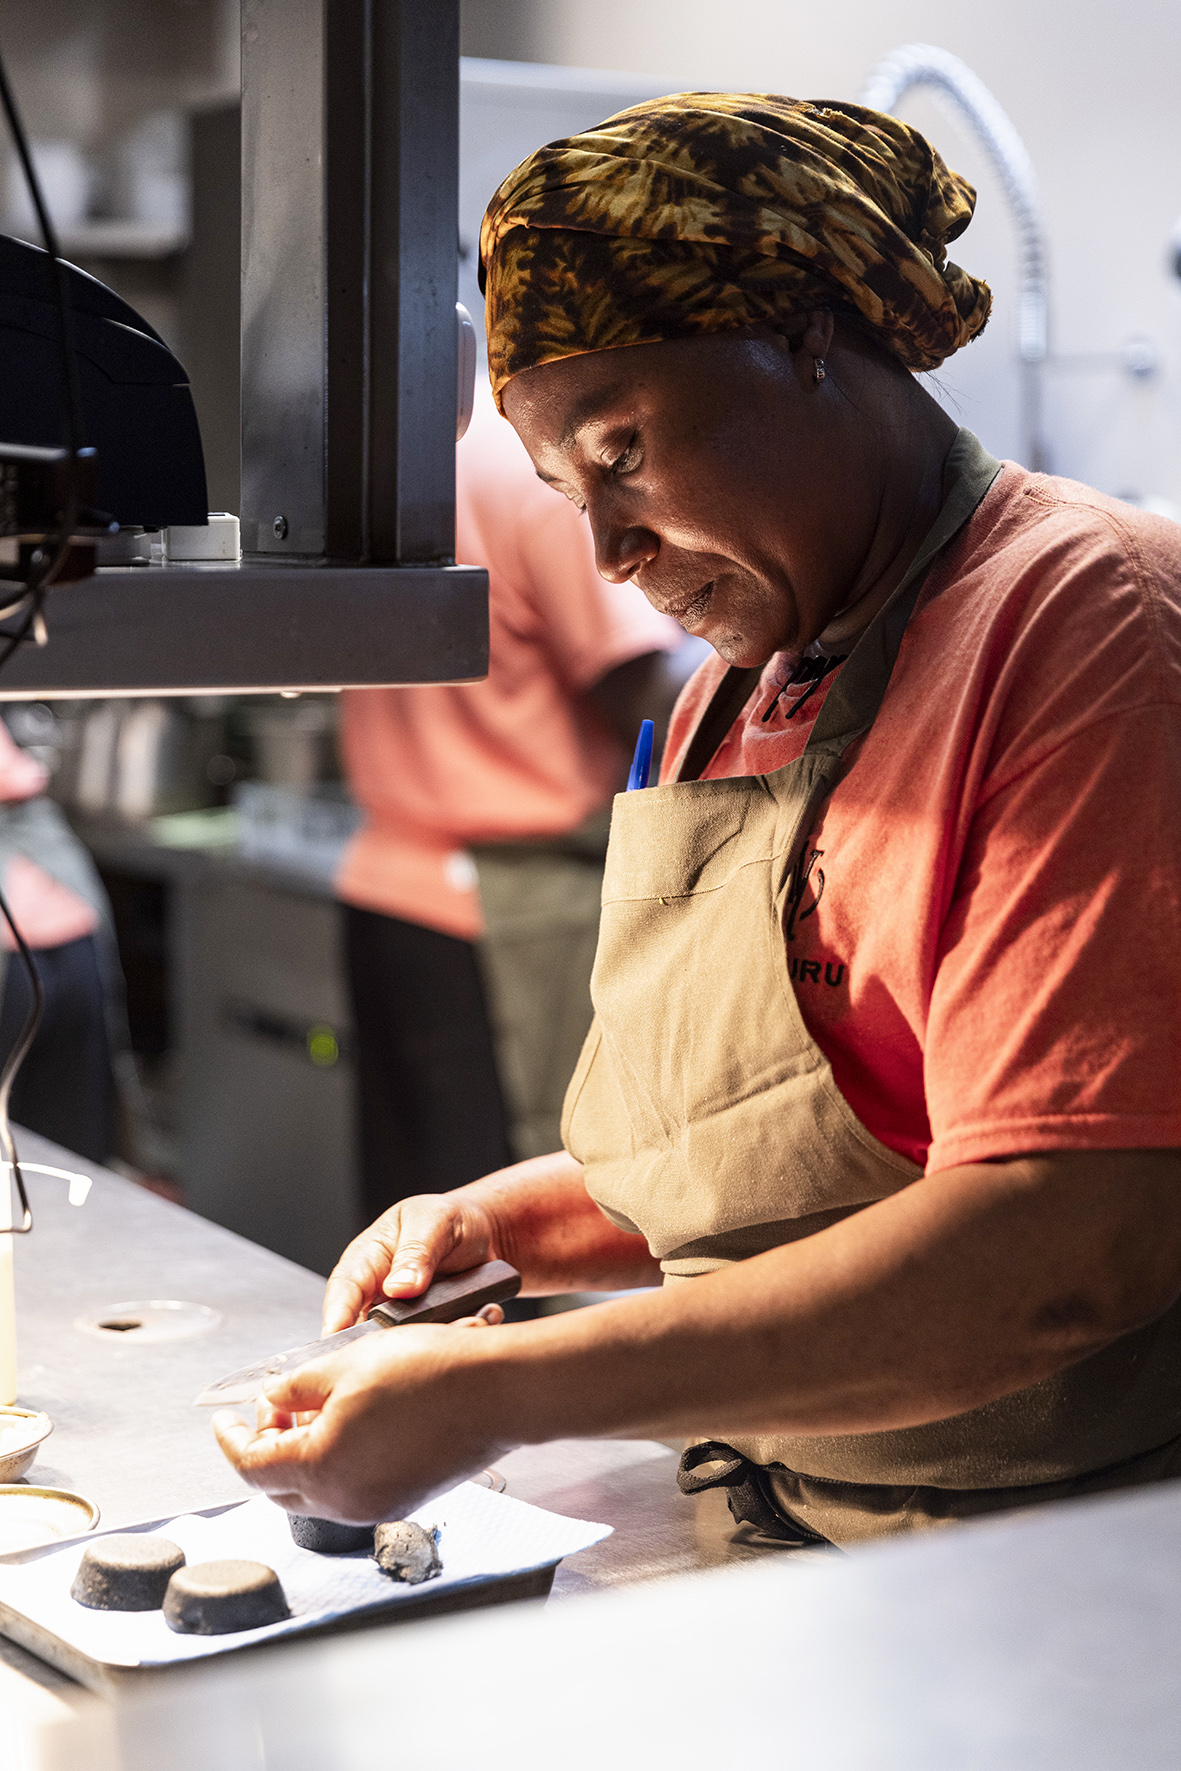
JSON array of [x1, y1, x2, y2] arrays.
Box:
[[479, 93, 991, 406]]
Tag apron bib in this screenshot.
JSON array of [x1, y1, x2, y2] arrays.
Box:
[[562, 431, 1181, 1540]]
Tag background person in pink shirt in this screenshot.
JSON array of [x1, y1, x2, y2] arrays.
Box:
[[336, 387, 698, 1221], [0, 720, 116, 1161]]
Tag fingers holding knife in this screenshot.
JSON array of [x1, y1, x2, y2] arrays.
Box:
[[213, 1352, 347, 1513], [321, 1196, 500, 1333], [217, 1304, 503, 1460], [213, 1321, 513, 1523]]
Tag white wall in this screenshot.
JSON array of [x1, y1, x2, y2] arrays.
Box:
[[0, 0, 238, 152], [464, 1, 1181, 501]]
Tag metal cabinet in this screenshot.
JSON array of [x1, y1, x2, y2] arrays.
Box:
[[175, 868, 360, 1276]]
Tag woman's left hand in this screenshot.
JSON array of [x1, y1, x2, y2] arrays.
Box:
[[212, 1307, 509, 1523]]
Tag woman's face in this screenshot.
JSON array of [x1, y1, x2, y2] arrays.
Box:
[[501, 325, 892, 669]]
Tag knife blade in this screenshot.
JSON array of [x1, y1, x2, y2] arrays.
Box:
[[193, 1259, 521, 1407]]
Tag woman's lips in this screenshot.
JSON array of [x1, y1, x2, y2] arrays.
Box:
[[663, 580, 714, 629]]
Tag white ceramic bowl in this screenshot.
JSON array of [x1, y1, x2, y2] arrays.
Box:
[[0, 1406, 53, 1480]]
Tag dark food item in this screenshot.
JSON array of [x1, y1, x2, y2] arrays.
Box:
[[373, 1520, 442, 1585], [288, 1514, 375, 1554], [71, 1534, 186, 1612], [163, 1559, 289, 1635]]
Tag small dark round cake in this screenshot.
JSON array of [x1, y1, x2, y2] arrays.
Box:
[[163, 1560, 289, 1635], [288, 1513, 375, 1554], [373, 1520, 442, 1585], [71, 1535, 186, 1612]]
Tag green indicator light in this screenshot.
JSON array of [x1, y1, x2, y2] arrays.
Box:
[[307, 1025, 339, 1067]]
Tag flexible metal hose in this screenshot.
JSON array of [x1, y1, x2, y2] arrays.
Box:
[[860, 43, 1047, 467]]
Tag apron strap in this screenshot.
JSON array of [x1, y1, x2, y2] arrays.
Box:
[[675, 665, 764, 783], [677, 1438, 750, 1491], [676, 1440, 828, 1547], [803, 429, 1002, 764]]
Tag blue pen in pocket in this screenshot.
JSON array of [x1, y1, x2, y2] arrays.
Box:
[[626, 719, 654, 791]]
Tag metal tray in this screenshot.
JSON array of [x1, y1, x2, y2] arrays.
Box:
[[0, 1485, 599, 1695]]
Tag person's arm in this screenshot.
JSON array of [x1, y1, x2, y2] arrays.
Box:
[[215, 1146, 1181, 1524], [587, 637, 708, 762], [0, 720, 48, 802], [321, 1151, 661, 1333]]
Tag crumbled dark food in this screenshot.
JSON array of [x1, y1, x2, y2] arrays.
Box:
[[71, 1535, 186, 1611], [372, 1520, 442, 1585], [288, 1514, 375, 1554], [163, 1559, 289, 1634]]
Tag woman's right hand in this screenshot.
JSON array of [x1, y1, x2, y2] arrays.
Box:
[[321, 1191, 499, 1334], [321, 1153, 651, 1334]]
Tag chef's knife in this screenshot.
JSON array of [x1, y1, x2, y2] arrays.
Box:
[[193, 1260, 521, 1407]]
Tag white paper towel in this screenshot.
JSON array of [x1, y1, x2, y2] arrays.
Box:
[[0, 1483, 611, 1669]]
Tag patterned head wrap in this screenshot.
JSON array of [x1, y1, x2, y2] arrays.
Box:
[[479, 93, 991, 406]]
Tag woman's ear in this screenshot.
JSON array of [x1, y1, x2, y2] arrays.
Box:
[[797, 309, 836, 361]]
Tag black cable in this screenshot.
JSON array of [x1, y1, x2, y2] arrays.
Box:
[[0, 881, 42, 1235], [0, 33, 86, 665], [0, 42, 82, 1227]]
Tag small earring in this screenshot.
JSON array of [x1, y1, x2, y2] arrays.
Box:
[[813, 357, 826, 384]]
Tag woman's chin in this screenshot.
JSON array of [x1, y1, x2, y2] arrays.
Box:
[[707, 627, 776, 669]]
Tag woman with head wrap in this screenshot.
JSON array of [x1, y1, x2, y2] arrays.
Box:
[[218, 97, 1181, 1547]]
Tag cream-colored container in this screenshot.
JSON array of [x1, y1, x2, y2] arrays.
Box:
[[0, 1408, 53, 1480]]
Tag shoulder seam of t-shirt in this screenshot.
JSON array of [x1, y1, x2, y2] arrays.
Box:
[[1020, 484, 1171, 707], [974, 696, 1181, 811]]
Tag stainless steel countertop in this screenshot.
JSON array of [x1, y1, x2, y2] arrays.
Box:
[[3, 1131, 790, 1736], [10, 1133, 1181, 1769], [72, 1476, 1181, 1771], [10, 1131, 328, 1529]]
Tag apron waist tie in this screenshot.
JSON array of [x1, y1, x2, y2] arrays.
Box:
[[676, 1440, 830, 1547]]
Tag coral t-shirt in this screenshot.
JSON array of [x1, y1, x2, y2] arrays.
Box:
[[0, 725, 96, 950], [337, 388, 680, 939], [661, 464, 1181, 1177]]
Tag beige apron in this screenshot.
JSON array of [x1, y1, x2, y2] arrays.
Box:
[[562, 430, 1181, 1543]]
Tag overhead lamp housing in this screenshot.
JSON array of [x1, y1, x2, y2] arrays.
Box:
[[0, 0, 487, 699]]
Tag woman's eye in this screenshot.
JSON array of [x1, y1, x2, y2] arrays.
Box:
[[609, 438, 641, 476]]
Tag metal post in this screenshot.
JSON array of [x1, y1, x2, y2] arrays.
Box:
[[241, 0, 459, 565]]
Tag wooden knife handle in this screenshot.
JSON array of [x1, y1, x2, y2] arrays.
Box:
[[366, 1259, 521, 1328]]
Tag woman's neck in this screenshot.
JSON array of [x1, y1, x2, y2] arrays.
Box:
[[814, 388, 958, 653]]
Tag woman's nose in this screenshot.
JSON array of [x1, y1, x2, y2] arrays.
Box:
[[592, 515, 659, 584]]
